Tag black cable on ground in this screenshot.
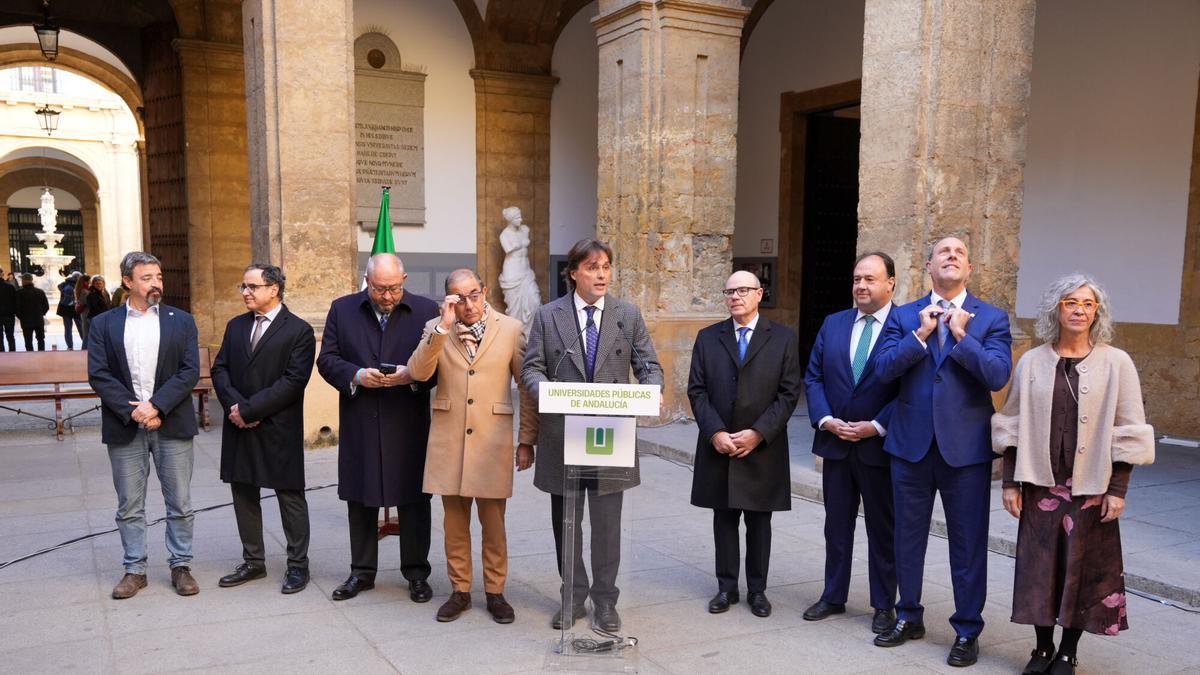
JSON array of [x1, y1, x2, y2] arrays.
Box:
[[0, 483, 339, 571]]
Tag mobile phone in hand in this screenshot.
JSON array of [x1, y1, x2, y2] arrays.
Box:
[[379, 363, 398, 375]]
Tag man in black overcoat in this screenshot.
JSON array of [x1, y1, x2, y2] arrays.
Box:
[[316, 253, 439, 602], [688, 270, 802, 618], [212, 264, 316, 594], [16, 273, 49, 351]]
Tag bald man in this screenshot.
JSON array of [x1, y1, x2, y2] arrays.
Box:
[[688, 271, 802, 618]]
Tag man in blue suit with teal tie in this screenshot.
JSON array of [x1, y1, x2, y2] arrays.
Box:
[[803, 252, 899, 635], [870, 237, 1012, 667]]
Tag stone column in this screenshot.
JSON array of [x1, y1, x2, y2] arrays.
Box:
[[80, 205, 101, 278], [243, 0, 357, 445], [174, 39, 253, 346], [593, 0, 748, 419], [0, 205, 8, 270], [857, 0, 1036, 312], [470, 69, 557, 307]]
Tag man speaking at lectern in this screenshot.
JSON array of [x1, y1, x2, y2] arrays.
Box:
[[687, 270, 802, 618], [522, 238, 663, 632]]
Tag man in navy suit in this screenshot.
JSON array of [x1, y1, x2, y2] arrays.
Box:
[[803, 252, 899, 634], [88, 251, 201, 600], [870, 237, 1012, 667]]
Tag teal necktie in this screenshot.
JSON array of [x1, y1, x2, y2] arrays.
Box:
[[851, 315, 875, 384]]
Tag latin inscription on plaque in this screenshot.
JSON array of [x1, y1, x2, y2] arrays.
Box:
[[354, 32, 426, 229]]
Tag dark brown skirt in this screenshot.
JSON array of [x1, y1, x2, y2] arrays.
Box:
[[1012, 478, 1129, 635]]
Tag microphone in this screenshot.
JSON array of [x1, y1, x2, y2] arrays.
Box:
[[550, 323, 590, 381], [616, 320, 659, 383]]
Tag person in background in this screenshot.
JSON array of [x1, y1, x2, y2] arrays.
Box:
[[16, 273, 49, 351], [87, 275, 113, 322], [0, 266, 16, 351], [57, 271, 83, 349]]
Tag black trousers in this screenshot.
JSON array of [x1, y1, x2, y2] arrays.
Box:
[[550, 487, 624, 607], [230, 482, 310, 570], [347, 499, 431, 582], [713, 508, 773, 593], [20, 321, 44, 351], [0, 315, 15, 351]]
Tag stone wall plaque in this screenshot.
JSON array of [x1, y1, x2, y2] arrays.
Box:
[[354, 32, 426, 229]]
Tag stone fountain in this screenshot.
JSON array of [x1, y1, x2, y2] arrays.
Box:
[[26, 187, 76, 313]]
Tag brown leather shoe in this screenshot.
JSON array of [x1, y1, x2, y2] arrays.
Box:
[[436, 591, 472, 622], [171, 567, 199, 596], [111, 573, 148, 599], [486, 592, 515, 624]]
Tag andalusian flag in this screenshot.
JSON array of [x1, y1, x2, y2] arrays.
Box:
[[371, 186, 395, 254]]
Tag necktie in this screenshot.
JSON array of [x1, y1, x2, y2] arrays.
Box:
[[851, 315, 874, 384], [937, 299, 952, 349], [379, 312, 389, 333], [737, 326, 750, 364], [584, 305, 599, 381], [250, 315, 267, 352]]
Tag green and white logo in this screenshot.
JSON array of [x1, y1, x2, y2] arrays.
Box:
[[585, 427, 615, 455]]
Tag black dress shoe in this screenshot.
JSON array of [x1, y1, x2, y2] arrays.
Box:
[[1022, 648, 1054, 674], [803, 599, 846, 621], [873, 619, 925, 647], [281, 567, 309, 594], [871, 607, 896, 634], [747, 592, 772, 617], [594, 603, 621, 631], [551, 604, 587, 630], [331, 575, 375, 601], [708, 590, 740, 614], [947, 636, 979, 667], [1047, 652, 1078, 675], [409, 579, 433, 603], [218, 563, 267, 588]]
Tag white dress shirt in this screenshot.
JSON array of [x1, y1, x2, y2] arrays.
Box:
[[731, 311, 760, 345], [573, 292, 605, 355], [248, 303, 283, 342], [818, 304, 891, 437], [124, 303, 161, 403]]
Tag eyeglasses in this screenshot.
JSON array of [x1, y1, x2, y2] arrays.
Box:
[[457, 290, 484, 303], [1060, 299, 1099, 313], [369, 284, 403, 296], [237, 283, 275, 294], [722, 286, 761, 298]]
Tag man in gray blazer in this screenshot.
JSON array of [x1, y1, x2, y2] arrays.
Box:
[[522, 238, 663, 632]]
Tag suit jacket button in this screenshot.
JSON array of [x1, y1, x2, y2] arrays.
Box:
[[467, 398, 474, 405], [1079, 415, 1088, 423], [935, 376, 942, 383], [1079, 385, 1089, 394], [469, 369, 475, 376], [1078, 445, 1086, 453], [466, 428, 473, 435]]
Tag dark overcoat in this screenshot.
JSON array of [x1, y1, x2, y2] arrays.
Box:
[[317, 290, 439, 507], [212, 305, 316, 490], [688, 316, 802, 512]]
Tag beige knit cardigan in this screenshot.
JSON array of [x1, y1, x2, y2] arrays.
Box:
[[991, 343, 1155, 495]]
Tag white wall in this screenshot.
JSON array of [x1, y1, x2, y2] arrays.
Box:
[[353, 0, 477, 254], [549, 1, 599, 255], [733, 0, 865, 257], [8, 186, 82, 210], [1017, 0, 1200, 324]]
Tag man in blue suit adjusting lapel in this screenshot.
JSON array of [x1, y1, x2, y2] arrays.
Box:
[[88, 251, 201, 600], [803, 252, 900, 635], [870, 237, 1012, 667]]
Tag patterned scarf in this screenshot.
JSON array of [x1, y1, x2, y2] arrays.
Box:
[[455, 302, 490, 360]]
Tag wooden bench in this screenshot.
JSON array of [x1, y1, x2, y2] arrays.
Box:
[[0, 347, 214, 440]]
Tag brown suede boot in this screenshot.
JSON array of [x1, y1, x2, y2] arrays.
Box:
[[486, 592, 515, 624], [436, 591, 472, 622], [171, 567, 199, 596], [111, 573, 148, 599]]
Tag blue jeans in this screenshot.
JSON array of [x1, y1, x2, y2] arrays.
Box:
[[107, 430, 195, 574]]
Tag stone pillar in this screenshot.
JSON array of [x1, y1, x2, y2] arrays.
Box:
[[80, 205, 101, 278], [0, 205, 8, 270], [594, 0, 748, 419], [470, 69, 557, 307], [174, 39, 253, 346], [857, 0, 1036, 312], [243, 0, 357, 446]]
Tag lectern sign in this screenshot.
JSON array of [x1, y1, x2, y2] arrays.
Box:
[[537, 382, 660, 417], [563, 416, 636, 467]]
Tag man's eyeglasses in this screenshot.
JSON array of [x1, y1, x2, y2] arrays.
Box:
[[1060, 299, 1099, 313], [237, 283, 275, 294], [369, 284, 403, 296], [457, 290, 484, 303], [722, 286, 761, 298]]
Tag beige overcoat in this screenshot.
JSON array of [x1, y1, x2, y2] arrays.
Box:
[[408, 310, 538, 498]]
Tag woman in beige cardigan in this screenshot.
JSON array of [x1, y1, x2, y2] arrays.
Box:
[[992, 273, 1155, 675]]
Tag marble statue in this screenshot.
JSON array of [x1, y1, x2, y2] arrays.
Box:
[[498, 206, 540, 338]]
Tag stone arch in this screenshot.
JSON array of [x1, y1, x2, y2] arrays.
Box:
[[0, 164, 101, 275], [0, 44, 145, 137], [741, 0, 776, 56]]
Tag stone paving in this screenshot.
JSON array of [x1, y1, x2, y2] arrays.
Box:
[[1, 400, 1198, 674]]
